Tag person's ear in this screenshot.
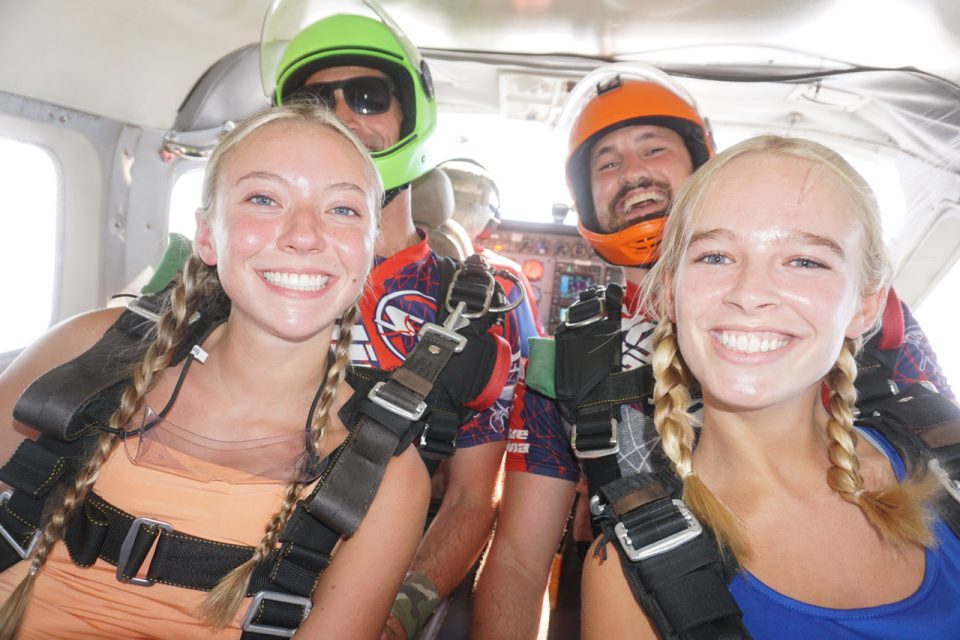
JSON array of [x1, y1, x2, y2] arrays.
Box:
[[195, 209, 218, 266], [846, 287, 887, 339]]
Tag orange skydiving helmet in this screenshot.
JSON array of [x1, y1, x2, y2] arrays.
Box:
[[561, 64, 715, 267]]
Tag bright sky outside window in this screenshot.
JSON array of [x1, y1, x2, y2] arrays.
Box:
[[0, 137, 57, 353]]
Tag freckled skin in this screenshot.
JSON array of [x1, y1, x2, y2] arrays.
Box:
[[195, 122, 378, 346], [671, 154, 874, 413]]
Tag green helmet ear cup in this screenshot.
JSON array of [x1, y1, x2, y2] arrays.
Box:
[[274, 14, 438, 191]]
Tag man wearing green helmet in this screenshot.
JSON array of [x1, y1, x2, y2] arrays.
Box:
[[265, 3, 523, 639]]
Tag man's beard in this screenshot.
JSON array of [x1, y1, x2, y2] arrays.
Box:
[[602, 178, 673, 233]]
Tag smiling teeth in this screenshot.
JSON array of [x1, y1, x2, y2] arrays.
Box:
[[262, 271, 329, 291], [623, 191, 665, 210], [718, 332, 790, 354]]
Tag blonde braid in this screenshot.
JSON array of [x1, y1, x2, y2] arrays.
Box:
[[198, 304, 361, 626], [824, 339, 935, 550], [308, 304, 359, 454], [650, 319, 750, 561], [0, 257, 220, 638]]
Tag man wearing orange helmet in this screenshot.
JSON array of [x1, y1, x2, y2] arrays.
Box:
[[472, 64, 953, 639]]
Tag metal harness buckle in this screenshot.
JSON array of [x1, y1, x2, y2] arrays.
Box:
[[0, 491, 40, 559], [368, 382, 428, 421], [564, 295, 607, 328], [615, 499, 703, 562], [242, 590, 313, 638], [128, 298, 200, 325], [116, 516, 173, 586], [420, 322, 468, 354], [571, 418, 619, 459], [444, 265, 496, 320]]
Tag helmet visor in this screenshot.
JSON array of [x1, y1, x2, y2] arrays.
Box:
[[260, 0, 423, 100]]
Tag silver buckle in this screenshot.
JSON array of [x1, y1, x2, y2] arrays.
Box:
[[0, 491, 40, 559], [571, 419, 619, 459], [444, 268, 495, 319], [615, 499, 703, 562], [128, 299, 200, 324], [116, 516, 173, 586], [368, 382, 428, 421], [419, 322, 467, 353], [242, 591, 313, 638], [564, 297, 607, 328], [589, 494, 606, 517]]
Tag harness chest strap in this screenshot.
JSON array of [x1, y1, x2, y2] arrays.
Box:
[[554, 284, 629, 500]]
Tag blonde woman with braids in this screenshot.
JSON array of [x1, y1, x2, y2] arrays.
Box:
[[582, 135, 960, 638], [0, 103, 430, 638]]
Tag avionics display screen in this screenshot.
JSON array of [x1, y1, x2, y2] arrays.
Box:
[[558, 273, 595, 300]]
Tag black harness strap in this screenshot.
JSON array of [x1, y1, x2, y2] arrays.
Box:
[[555, 284, 628, 499], [855, 330, 902, 416], [237, 314, 468, 638], [0, 436, 95, 571], [13, 291, 229, 442], [856, 382, 960, 538], [596, 474, 748, 640]]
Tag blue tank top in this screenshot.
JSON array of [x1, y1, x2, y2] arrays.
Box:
[[728, 428, 960, 639]]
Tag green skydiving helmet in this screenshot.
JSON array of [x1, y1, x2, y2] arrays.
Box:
[[261, 0, 438, 191]]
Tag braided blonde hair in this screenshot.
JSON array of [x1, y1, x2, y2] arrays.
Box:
[[642, 135, 934, 560], [0, 103, 381, 636], [195, 103, 380, 625]]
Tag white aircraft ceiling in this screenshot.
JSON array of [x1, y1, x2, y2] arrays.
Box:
[[0, 0, 957, 131]]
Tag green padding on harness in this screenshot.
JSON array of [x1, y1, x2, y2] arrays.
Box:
[[525, 337, 557, 399], [141, 233, 192, 294]]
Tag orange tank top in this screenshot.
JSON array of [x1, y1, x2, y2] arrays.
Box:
[[0, 446, 311, 639]]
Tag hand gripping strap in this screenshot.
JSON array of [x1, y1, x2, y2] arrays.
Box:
[[596, 474, 748, 640]]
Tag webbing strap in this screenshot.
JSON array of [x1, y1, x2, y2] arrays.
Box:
[[597, 475, 748, 640], [12, 293, 227, 442], [0, 436, 93, 571], [857, 382, 960, 538], [12, 312, 152, 441], [855, 330, 901, 416]]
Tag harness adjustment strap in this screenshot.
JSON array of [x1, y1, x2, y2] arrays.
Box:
[[0, 492, 40, 560], [571, 408, 619, 459], [242, 591, 312, 638], [116, 516, 173, 586], [64, 493, 256, 588], [0, 439, 68, 498], [615, 498, 703, 562], [598, 475, 748, 640]]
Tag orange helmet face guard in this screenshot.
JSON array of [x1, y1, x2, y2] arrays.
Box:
[[577, 215, 667, 267]]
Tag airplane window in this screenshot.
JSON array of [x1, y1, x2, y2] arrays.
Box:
[[437, 113, 570, 224], [167, 168, 204, 240], [914, 258, 960, 389], [0, 137, 57, 354]]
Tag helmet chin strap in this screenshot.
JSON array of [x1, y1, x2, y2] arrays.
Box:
[[382, 182, 410, 208], [577, 215, 667, 267]]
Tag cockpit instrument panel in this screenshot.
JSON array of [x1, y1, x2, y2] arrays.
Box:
[[478, 221, 624, 333]]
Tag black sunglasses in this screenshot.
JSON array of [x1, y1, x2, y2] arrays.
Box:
[[287, 76, 397, 115]]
